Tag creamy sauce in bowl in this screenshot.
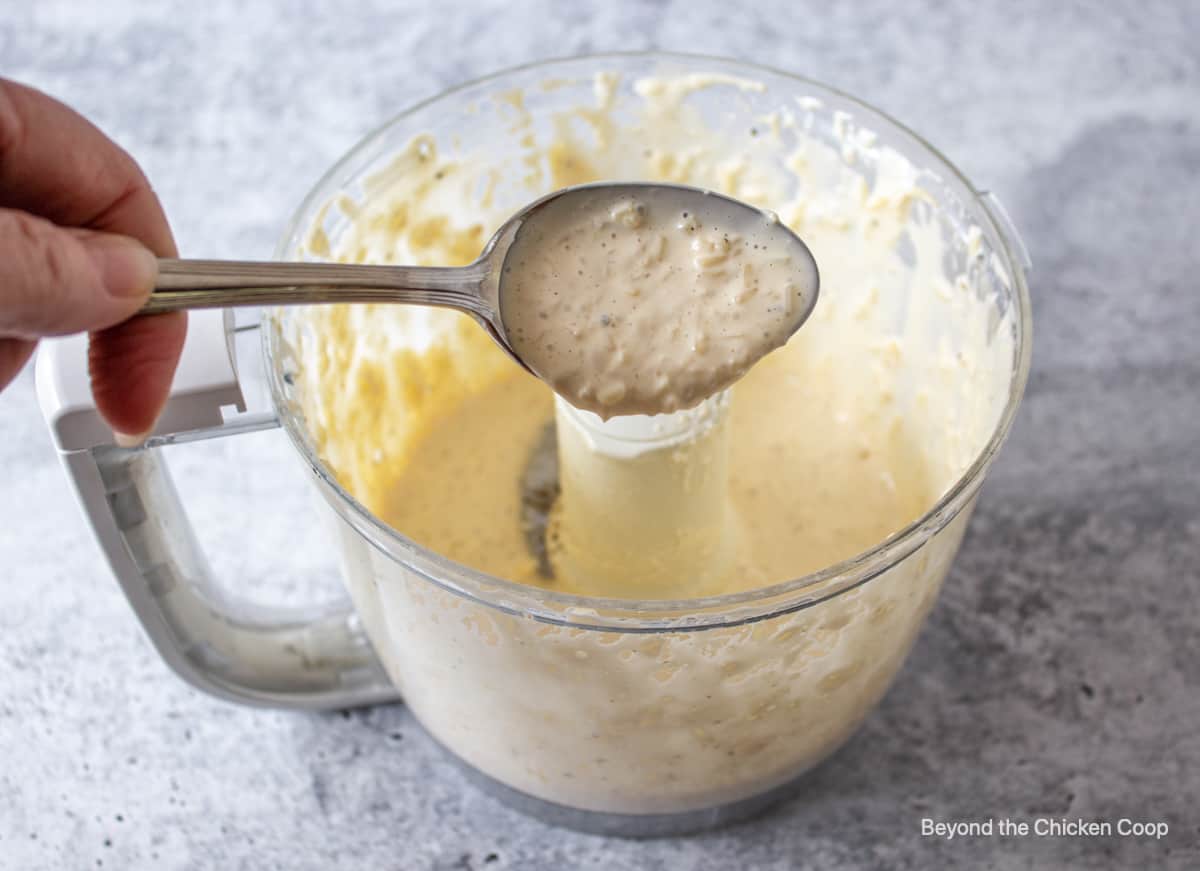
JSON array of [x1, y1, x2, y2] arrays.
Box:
[[500, 185, 818, 417], [280, 64, 1021, 817]]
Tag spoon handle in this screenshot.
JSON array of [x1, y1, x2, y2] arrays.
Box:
[[142, 259, 490, 315]]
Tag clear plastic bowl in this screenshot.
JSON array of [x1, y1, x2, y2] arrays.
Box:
[[266, 53, 1032, 835]]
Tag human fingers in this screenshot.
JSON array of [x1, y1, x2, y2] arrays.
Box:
[[0, 78, 187, 438], [0, 209, 157, 338], [0, 78, 176, 256]]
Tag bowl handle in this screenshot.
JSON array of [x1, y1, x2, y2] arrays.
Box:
[[35, 310, 399, 710]]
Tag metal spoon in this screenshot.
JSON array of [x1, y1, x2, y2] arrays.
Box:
[[144, 181, 821, 378], [151, 182, 820, 581]]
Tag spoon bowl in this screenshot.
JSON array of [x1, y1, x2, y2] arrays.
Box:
[[147, 182, 821, 397]]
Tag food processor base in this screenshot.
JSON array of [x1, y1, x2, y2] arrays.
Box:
[[444, 745, 808, 837]]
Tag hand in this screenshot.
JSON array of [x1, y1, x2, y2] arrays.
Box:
[[0, 78, 186, 441]]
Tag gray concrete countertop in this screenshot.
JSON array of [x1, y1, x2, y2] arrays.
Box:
[[1, 1, 1197, 868]]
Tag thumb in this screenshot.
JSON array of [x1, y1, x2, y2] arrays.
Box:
[[0, 208, 157, 339]]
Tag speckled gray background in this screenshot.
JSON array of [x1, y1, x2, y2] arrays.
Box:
[[1, 1, 1197, 868]]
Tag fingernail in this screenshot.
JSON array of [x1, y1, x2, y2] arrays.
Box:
[[84, 236, 158, 299], [113, 429, 152, 448]]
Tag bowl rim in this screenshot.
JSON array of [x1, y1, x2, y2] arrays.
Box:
[[267, 50, 1033, 632]]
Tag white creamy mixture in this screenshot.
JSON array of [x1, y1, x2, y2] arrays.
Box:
[[285, 69, 1015, 815], [501, 187, 817, 416]]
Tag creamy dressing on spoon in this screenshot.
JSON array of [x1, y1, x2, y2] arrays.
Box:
[[500, 185, 818, 417]]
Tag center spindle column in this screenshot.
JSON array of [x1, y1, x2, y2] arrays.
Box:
[[549, 392, 735, 599]]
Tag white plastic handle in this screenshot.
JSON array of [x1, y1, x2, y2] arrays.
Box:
[[35, 310, 398, 709]]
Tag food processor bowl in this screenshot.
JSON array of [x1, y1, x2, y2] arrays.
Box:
[[35, 52, 1030, 838], [265, 53, 1032, 834]]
